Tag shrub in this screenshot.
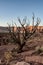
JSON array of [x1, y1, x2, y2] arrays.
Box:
[[4, 51, 13, 64], [35, 46, 43, 54], [40, 46, 43, 52], [35, 46, 40, 51]]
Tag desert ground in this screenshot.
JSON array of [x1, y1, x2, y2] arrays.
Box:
[[0, 32, 43, 65]]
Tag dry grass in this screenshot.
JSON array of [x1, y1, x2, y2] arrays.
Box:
[[4, 51, 13, 64]]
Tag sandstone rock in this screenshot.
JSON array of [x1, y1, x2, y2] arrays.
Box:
[[15, 61, 30, 65]]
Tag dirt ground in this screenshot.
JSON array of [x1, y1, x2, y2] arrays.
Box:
[[0, 32, 43, 65]]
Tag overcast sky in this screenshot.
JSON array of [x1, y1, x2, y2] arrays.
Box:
[[0, 0, 43, 26]]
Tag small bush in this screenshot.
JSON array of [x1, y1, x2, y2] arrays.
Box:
[[40, 46, 43, 52], [35, 46, 40, 51], [35, 46, 43, 53], [4, 51, 13, 64]]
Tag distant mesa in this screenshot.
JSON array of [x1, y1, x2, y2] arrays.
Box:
[[0, 26, 43, 33]]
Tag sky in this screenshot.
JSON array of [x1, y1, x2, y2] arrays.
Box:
[[0, 0, 43, 26]]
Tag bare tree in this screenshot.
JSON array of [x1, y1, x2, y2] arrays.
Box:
[[8, 16, 40, 53]]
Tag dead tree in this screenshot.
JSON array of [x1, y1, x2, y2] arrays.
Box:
[[8, 16, 40, 53]]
